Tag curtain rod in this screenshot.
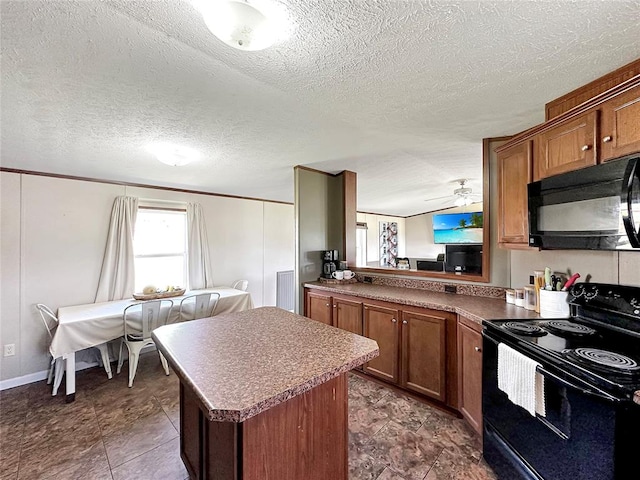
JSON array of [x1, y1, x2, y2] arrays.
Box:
[[138, 197, 189, 205]]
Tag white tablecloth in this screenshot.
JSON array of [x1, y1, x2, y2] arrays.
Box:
[[51, 288, 253, 358]]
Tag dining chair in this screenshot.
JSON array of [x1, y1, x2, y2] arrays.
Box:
[[117, 299, 173, 387], [178, 292, 220, 322], [231, 279, 249, 291], [36, 304, 113, 396]]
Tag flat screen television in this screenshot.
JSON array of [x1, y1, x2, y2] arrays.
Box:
[[432, 212, 483, 244], [445, 244, 482, 274]]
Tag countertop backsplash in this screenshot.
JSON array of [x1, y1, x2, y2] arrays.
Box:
[[353, 272, 506, 299]]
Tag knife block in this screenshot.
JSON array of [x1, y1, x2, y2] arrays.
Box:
[[539, 290, 570, 318]]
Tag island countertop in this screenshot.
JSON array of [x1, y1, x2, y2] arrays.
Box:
[[152, 306, 379, 423], [304, 281, 540, 325]]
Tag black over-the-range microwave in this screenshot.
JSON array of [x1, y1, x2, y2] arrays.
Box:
[[528, 153, 640, 250]]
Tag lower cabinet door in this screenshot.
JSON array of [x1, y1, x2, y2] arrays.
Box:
[[363, 303, 399, 383], [333, 297, 363, 335], [400, 309, 447, 402], [457, 318, 483, 435], [306, 291, 332, 325]]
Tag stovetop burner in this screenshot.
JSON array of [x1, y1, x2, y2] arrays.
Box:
[[542, 320, 596, 336], [502, 322, 547, 336], [571, 348, 640, 372]]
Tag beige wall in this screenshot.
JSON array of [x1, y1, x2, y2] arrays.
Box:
[[0, 172, 294, 383], [356, 212, 406, 267], [404, 202, 483, 261], [510, 249, 640, 289], [295, 169, 344, 312]]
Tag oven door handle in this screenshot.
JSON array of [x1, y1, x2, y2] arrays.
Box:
[[536, 366, 619, 403]]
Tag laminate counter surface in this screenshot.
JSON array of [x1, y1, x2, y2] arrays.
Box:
[[305, 282, 540, 324], [152, 306, 378, 423]]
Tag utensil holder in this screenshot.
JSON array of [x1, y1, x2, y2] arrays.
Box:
[[539, 290, 570, 318]]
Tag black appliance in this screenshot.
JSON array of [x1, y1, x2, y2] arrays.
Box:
[[482, 282, 640, 480], [528, 154, 640, 250], [321, 250, 338, 278], [444, 244, 482, 273], [416, 259, 445, 271]]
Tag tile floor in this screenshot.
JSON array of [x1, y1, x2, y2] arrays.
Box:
[[0, 353, 497, 480]]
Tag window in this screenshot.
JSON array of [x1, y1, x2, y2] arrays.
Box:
[[134, 208, 187, 292], [356, 222, 368, 267]]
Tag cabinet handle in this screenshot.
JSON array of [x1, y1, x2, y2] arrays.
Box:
[[391, 318, 397, 323], [402, 320, 408, 324], [326, 303, 330, 307], [581, 145, 591, 151], [475, 346, 482, 352], [333, 304, 337, 308], [603, 136, 612, 143]]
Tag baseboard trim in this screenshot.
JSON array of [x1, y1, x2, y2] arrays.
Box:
[[0, 361, 99, 391]]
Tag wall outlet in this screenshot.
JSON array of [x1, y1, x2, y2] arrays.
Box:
[[363, 276, 373, 284], [444, 285, 457, 294], [4, 344, 15, 357]]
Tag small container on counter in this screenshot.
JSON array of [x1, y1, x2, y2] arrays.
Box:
[[524, 286, 537, 311], [505, 289, 516, 304], [514, 288, 525, 307]]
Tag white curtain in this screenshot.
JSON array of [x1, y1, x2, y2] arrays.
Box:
[[95, 196, 139, 302], [187, 202, 214, 289]]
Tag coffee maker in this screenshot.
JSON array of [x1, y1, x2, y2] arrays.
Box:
[[321, 250, 339, 278]]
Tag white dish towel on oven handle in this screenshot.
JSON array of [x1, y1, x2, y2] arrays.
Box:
[[498, 343, 546, 417]]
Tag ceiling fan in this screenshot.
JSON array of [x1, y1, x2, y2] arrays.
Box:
[[423, 179, 482, 209]]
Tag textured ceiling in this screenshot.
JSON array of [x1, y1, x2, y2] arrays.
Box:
[[2, 0, 640, 216]]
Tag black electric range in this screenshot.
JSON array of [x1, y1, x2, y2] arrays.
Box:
[[482, 282, 640, 480], [484, 282, 640, 399]]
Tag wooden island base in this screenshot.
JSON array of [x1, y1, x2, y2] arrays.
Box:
[[180, 374, 348, 480]]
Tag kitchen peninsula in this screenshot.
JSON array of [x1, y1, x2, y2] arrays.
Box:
[[304, 280, 540, 434], [152, 306, 379, 480]]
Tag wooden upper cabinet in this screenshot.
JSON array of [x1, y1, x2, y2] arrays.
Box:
[[498, 141, 532, 246], [333, 296, 362, 335], [457, 316, 483, 435], [400, 309, 447, 402], [305, 290, 332, 326], [363, 303, 399, 384], [534, 110, 598, 180], [600, 85, 640, 162]]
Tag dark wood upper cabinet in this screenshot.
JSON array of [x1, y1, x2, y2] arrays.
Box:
[[534, 111, 598, 181], [497, 141, 532, 247], [600, 85, 640, 162], [363, 303, 400, 384]]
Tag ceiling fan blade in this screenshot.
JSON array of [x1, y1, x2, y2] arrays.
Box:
[[423, 194, 452, 202]]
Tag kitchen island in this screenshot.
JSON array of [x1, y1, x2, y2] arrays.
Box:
[[152, 306, 379, 480]]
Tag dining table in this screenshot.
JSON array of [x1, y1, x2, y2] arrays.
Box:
[[52, 287, 254, 402]]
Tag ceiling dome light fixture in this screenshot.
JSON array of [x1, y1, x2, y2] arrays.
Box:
[[193, 0, 290, 51], [147, 143, 201, 167]]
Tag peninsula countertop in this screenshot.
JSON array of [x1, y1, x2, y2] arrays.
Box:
[[304, 281, 540, 324], [152, 306, 379, 423]]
